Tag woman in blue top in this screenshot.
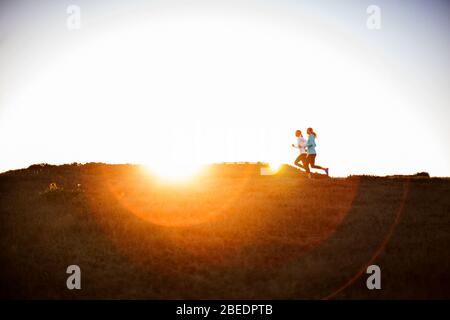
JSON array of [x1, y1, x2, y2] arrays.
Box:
[[305, 127, 329, 177]]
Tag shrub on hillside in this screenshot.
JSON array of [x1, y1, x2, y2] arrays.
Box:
[[41, 182, 84, 203]]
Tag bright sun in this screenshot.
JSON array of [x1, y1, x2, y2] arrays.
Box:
[[269, 162, 282, 173], [0, 5, 432, 177], [145, 161, 204, 182], [259, 162, 283, 176]]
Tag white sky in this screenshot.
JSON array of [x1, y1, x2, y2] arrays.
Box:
[[0, 0, 449, 176]]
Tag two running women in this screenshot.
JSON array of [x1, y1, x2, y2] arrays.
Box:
[[292, 127, 329, 177]]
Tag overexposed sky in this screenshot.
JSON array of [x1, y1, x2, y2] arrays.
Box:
[[0, 0, 449, 176]]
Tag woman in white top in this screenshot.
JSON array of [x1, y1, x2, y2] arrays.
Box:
[[292, 130, 307, 171]]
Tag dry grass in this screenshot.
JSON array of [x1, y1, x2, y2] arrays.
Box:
[[0, 163, 449, 299]]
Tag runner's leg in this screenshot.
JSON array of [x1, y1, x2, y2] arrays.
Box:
[[309, 154, 328, 174]]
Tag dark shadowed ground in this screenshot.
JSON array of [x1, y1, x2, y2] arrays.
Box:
[[0, 163, 449, 299]]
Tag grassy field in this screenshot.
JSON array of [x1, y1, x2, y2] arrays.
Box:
[[0, 163, 449, 299]]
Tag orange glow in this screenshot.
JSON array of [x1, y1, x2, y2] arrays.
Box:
[[144, 161, 204, 183], [268, 162, 282, 173]]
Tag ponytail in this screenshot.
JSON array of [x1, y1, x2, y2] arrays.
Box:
[[307, 127, 317, 138]]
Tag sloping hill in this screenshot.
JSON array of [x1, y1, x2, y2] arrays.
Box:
[[0, 163, 449, 299]]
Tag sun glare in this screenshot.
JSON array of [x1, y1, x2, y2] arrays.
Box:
[[145, 161, 204, 182], [269, 162, 282, 173], [0, 5, 441, 177]]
